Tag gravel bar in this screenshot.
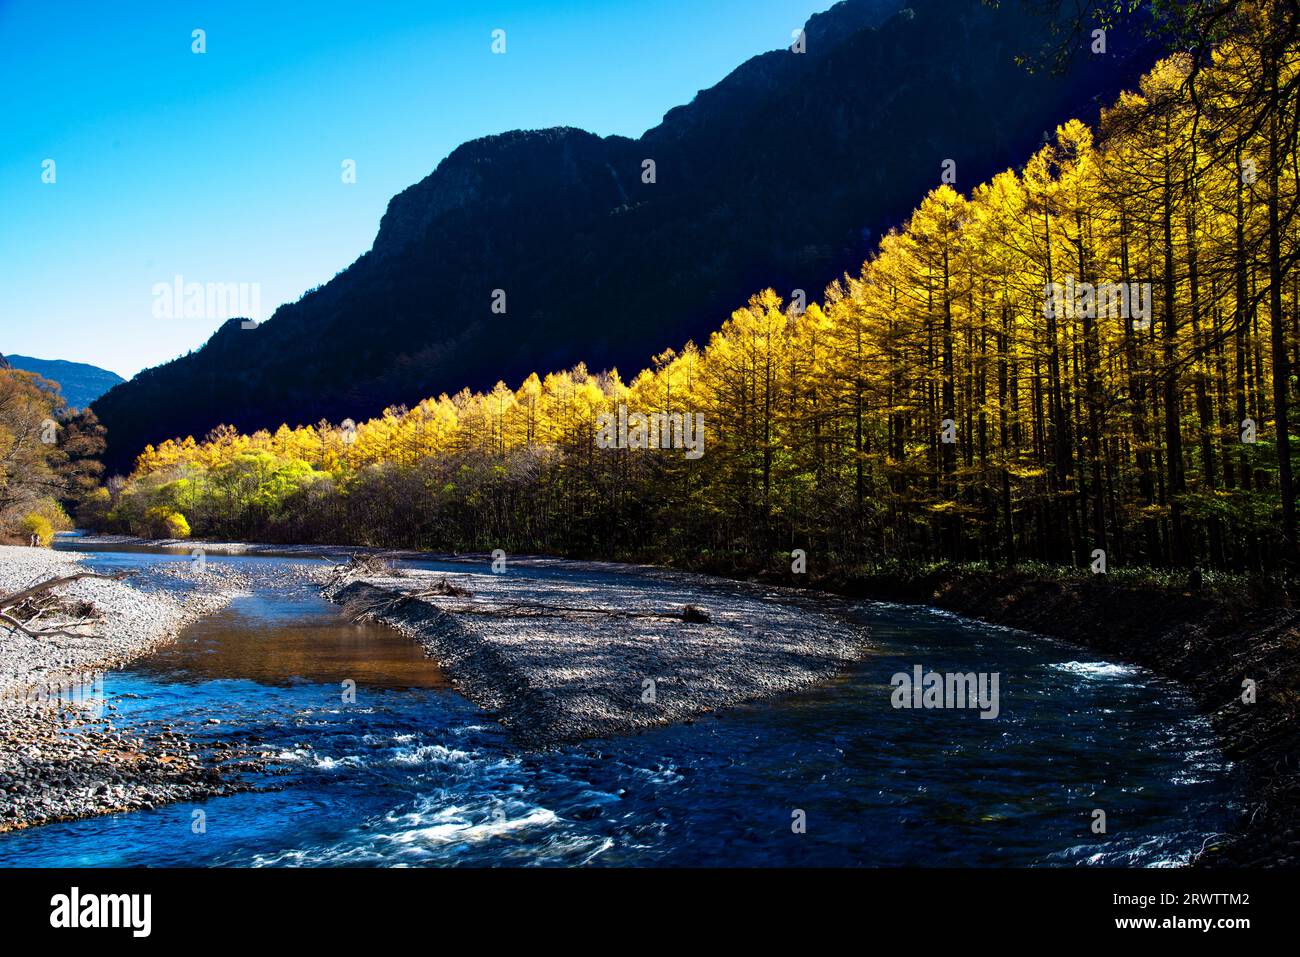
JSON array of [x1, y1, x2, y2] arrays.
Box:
[[325, 561, 872, 747]]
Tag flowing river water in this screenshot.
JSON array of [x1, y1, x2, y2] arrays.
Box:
[[0, 543, 1239, 867]]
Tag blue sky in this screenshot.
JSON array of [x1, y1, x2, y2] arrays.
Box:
[[0, 0, 830, 379]]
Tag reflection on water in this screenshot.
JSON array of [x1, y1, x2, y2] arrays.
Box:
[[137, 594, 449, 690]]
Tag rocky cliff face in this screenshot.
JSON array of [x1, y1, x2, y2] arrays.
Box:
[[94, 0, 1153, 470]]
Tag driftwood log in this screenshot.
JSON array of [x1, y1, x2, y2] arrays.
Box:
[[0, 570, 131, 639], [328, 556, 713, 624], [343, 586, 711, 625]]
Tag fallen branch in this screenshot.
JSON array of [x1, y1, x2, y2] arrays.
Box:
[[396, 594, 711, 623], [0, 571, 131, 610], [0, 611, 94, 640], [324, 554, 406, 590], [407, 577, 474, 598], [0, 570, 130, 640]]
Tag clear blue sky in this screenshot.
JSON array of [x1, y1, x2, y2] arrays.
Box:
[[0, 0, 830, 379]]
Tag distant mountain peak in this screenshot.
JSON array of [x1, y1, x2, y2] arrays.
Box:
[[4, 355, 125, 409], [373, 126, 625, 260], [372, 2, 908, 260]]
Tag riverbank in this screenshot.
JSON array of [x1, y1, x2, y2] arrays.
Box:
[[61, 533, 410, 561], [0, 545, 248, 832]]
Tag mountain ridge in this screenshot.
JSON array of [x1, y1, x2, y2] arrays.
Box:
[[3, 355, 124, 409], [94, 0, 1154, 471]]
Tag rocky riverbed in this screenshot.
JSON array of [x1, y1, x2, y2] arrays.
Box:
[[324, 559, 873, 747], [0, 545, 258, 832]]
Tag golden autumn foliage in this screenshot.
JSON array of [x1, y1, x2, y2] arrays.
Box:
[[110, 16, 1300, 570]]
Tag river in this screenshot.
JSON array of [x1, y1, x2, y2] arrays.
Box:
[[0, 542, 1239, 867]]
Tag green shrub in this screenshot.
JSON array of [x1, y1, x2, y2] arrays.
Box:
[[143, 505, 190, 539], [165, 511, 191, 538], [21, 513, 54, 546]]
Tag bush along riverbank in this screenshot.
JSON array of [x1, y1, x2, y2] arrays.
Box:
[[713, 557, 1295, 868]]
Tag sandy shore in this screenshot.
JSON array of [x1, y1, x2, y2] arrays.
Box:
[[0, 545, 248, 832], [324, 562, 872, 747]]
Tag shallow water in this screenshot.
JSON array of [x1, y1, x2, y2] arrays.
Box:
[[0, 545, 1239, 867], [138, 594, 449, 690]]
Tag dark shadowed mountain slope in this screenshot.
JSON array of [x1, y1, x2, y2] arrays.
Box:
[[4, 355, 125, 409], [94, 0, 1152, 470]]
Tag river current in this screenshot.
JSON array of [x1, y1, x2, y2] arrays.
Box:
[[0, 543, 1238, 867]]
